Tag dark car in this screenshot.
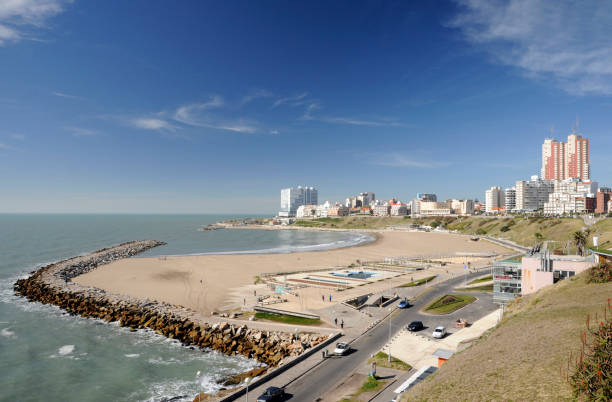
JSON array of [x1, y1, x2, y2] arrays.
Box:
[[407, 321, 424, 331], [398, 299, 410, 309], [256, 386, 286, 402]]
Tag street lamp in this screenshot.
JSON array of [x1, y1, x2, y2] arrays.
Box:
[[245, 377, 251, 402], [388, 315, 392, 363]]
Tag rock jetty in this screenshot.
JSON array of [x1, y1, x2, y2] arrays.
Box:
[[13, 240, 328, 370]]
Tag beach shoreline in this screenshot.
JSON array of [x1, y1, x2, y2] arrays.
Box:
[[74, 231, 512, 316]]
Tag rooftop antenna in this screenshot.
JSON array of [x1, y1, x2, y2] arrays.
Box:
[[575, 115, 580, 133]]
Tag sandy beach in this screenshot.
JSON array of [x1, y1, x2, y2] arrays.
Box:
[[74, 231, 510, 315]]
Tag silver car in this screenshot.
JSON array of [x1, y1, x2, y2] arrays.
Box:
[[432, 326, 446, 339]]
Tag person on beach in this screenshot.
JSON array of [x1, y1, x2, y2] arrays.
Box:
[[340, 320, 344, 329], [334, 318, 338, 326], [322, 295, 325, 302], [329, 295, 332, 302]]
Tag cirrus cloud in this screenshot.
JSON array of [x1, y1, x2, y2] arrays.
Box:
[[449, 0, 612, 95]]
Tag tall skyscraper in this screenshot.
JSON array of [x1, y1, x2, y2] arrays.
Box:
[[541, 132, 590, 181], [279, 186, 318, 217], [485, 186, 504, 213]]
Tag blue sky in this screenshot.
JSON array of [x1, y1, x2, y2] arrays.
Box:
[[1, 0, 611, 213]]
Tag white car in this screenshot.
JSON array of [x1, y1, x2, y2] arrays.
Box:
[[432, 326, 446, 339], [334, 342, 350, 355]]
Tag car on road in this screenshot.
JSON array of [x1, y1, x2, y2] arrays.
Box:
[[432, 326, 447, 339], [407, 321, 424, 331], [256, 386, 286, 402], [334, 342, 350, 355], [397, 298, 410, 309]]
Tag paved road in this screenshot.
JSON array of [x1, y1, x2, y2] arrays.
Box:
[[283, 270, 497, 402]]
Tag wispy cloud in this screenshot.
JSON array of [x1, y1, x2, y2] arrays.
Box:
[[0, 0, 69, 46], [272, 92, 308, 108], [449, 0, 612, 95], [173, 97, 257, 133], [65, 126, 99, 137], [0, 142, 15, 150], [130, 118, 177, 132], [300, 102, 320, 120], [241, 89, 274, 105], [173, 96, 224, 126], [53, 91, 82, 100], [11, 133, 25, 140], [366, 152, 450, 168], [322, 117, 406, 127]]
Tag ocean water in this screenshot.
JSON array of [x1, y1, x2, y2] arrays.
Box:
[[0, 214, 372, 402]]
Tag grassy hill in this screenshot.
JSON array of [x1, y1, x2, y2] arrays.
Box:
[[404, 269, 612, 401], [293, 216, 610, 249]]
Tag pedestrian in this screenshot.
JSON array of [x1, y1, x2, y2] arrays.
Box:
[[334, 317, 338, 326], [329, 295, 332, 302], [340, 320, 344, 329], [254, 290, 256, 296], [243, 298, 246, 305], [322, 295, 325, 302]]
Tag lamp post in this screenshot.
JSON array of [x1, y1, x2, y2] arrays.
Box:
[[388, 315, 392, 363], [245, 377, 251, 402]]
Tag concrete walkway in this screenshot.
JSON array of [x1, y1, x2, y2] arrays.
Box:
[[382, 309, 501, 370]]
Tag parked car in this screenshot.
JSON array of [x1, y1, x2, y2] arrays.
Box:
[[407, 321, 424, 331], [398, 298, 410, 309], [334, 342, 351, 355], [432, 326, 447, 339], [256, 386, 286, 402]]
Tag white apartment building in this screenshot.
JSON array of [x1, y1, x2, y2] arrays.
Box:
[[448, 199, 475, 215], [543, 179, 598, 215], [505, 188, 516, 212], [390, 204, 408, 216], [419, 201, 452, 216], [373, 204, 391, 216], [515, 176, 554, 211], [345, 192, 376, 208], [296, 204, 318, 218], [279, 186, 318, 217], [485, 186, 505, 213]]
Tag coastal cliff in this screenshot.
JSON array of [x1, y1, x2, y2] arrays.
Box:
[[13, 240, 327, 370]]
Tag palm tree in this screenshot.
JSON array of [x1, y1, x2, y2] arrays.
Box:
[[573, 229, 590, 256]]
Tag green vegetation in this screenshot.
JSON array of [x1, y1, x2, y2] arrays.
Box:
[[368, 352, 412, 371], [291, 216, 612, 250], [254, 312, 321, 325], [566, 301, 611, 400], [455, 284, 493, 293], [359, 376, 385, 393], [425, 294, 476, 314], [405, 267, 612, 401], [468, 275, 492, 285], [398, 275, 437, 287], [587, 262, 612, 284]]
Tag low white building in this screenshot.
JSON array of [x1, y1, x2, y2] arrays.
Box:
[[296, 204, 318, 218], [390, 204, 408, 216], [373, 205, 391, 216]]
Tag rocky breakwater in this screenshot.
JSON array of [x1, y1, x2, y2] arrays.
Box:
[[13, 240, 328, 371]]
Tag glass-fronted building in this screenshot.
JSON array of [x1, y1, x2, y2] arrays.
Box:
[[493, 257, 522, 304]]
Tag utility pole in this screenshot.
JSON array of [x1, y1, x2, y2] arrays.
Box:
[[388, 315, 392, 363]]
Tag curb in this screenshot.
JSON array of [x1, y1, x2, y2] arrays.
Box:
[[218, 332, 342, 402]]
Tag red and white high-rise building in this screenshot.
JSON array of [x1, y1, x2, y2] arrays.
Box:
[[541, 132, 590, 181]]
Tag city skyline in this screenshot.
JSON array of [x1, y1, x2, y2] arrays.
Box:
[[1, 1, 612, 214]]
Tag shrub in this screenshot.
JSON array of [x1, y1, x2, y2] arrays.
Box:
[[564, 299, 611, 400], [476, 228, 487, 235], [500, 225, 511, 232], [588, 263, 612, 284]]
